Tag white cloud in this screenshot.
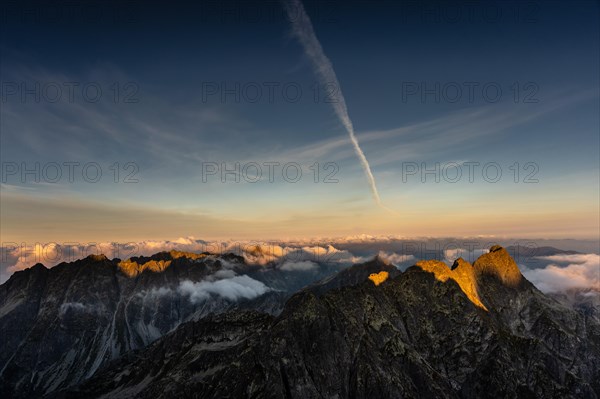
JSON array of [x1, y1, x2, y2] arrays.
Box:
[[377, 251, 415, 266], [3, 242, 63, 277], [279, 260, 319, 272], [443, 248, 489, 265], [1, 237, 494, 279], [210, 269, 237, 279], [536, 254, 598, 264], [131, 268, 270, 304], [523, 254, 600, 294], [178, 275, 270, 303], [119, 239, 360, 267]]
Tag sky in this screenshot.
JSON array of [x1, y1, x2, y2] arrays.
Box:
[[1, 0, 599, 246]]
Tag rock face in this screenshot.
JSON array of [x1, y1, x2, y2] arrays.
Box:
[[304, 256, 400, 296], [0, 251, 338, 397], [60, 246, 600, 399]]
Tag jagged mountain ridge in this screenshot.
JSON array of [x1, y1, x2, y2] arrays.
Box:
[[0, 250, 341, 397], [303, 255, 401, 296], [61, 246, 600, 398]]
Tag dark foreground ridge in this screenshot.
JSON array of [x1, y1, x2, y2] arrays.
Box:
[[1, 246, 599, 398], [47, 246, 599, 399]]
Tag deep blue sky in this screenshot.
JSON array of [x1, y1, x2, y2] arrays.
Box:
[[1, 0, 599, 241]]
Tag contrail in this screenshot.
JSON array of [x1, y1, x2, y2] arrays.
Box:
[[284, 0, 394, 213]]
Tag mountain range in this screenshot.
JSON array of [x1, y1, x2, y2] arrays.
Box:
[[1, 245, 598, 398]]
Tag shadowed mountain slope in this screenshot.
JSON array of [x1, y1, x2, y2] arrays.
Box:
[[62, 246, 600, 399]]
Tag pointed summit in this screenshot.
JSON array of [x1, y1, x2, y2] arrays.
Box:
[[473, 245, 522, 287], [451, 257, 470, 271], [86, 254, 109, 262], [31, 262, 47, 271], [415, 258, 486, 310], [306, 256, 399, 295]]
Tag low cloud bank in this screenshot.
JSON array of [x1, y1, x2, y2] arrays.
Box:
[[522, 254, 600, 294], [138, 272, 272, 304], [377, 251, 416, 269], [0, 237, 363, 283], [178, 275, 270, 303], [3, 238, 597, 298], [279, 260, 319, 272]]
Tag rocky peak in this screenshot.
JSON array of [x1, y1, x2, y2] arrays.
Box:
[[30, 263, 48, 271], [2, 262, 48, 290], [85, 254, 109, 262], [414, 246, 526, 310], [450, 257, 470, 271], [128, 250, 208, 265], [414, 258, 486, 310], [62, 245, 600, 399], [306, 256, 399, 296], [473, 245, 522, 287], [117, 258, 172, 277], [165, 250, 209, 260], [116, 251, 216, 277]]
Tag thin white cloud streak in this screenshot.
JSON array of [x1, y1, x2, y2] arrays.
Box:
[[284, 0, 389, 211], [269, 89, 598, 169]]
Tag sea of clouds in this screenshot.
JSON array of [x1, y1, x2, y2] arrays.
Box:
[[1, 237, 598, 297], [522, 254, 600, 294]]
